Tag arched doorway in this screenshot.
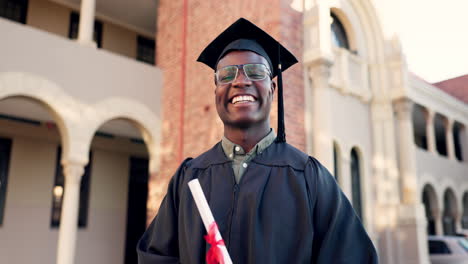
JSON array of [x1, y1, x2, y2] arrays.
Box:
[[76, 118, 150, 264], [443, 188, 458, 235], [0, 95, 66, 263], [422, 184, 438, 235]]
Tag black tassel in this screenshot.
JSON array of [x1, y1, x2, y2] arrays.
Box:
[[275, 47, 286, 143]]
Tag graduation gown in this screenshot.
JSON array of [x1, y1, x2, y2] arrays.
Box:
[[137, 142, 378, 264]]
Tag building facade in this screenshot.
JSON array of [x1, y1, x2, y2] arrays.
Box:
[[0, 0, 466, 264], [0, 0, 162, 263]]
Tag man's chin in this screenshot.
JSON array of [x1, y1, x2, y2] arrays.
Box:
[[223, 118, 257, 129]]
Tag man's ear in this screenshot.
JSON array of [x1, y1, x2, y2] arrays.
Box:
[[271, 80, 276, 94]]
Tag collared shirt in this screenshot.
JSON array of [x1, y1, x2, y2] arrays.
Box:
[[221, 129, 276, 183]]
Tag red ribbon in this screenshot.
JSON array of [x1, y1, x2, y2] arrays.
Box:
[[204, 222, 225, 264]]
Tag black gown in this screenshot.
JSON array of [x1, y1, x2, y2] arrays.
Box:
[[137, 142, 378, 264]]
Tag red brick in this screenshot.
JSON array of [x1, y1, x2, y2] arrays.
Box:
[[149, 0, 305, 218]]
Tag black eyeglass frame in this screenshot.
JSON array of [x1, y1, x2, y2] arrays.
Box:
[[215, 63, 272, 84]]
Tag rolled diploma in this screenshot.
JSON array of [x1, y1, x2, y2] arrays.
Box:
[[188, 179, 233, 264]]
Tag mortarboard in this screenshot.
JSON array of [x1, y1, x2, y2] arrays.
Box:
[[197, 18, 298, 142]]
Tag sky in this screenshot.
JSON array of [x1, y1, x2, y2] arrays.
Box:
[[399, 0, 468, 83]]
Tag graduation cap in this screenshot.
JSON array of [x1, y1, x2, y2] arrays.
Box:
[[197, 18, 298, 142]]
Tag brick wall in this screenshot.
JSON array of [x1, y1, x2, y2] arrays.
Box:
[[148, 0, 305, 221]]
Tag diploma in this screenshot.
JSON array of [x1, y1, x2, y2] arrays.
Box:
[[188, 179, 233, 264]]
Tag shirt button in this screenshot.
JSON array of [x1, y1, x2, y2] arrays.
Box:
[[229, 154, 233, 158], [242, 163, 248, 168], [235, 146, 241, 152]]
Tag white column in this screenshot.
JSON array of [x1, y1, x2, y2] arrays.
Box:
[[425, 109, 436, 153], [56, 161, 85, 264], [432, 208, 443, 235], [445, 118, 456, 160], [394, 98, 417, 204], [394, 98, 430, 264], [307, 61, 334, 170], [77, 0, 96, 47]]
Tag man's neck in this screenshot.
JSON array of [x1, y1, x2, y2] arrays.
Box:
[[223, 124, 271, 153]]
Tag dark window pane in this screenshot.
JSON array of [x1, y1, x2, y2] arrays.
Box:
[[331, 13, 349, 50], [51, 147, 92, 228], [0, 0, 28, 24], [124, 157, 149, 264], [137, 36, 155, 65], [351, 148, 362, 219], [333, 144, 339, 182], [68, 11, 103, 48], [0, 137, 12, 226], [428, 240, 451, 254]]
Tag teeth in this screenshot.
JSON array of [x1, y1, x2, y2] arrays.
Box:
[[232, 95, 255, 104]]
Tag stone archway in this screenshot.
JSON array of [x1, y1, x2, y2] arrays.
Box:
[[83, 116, 152, 264]]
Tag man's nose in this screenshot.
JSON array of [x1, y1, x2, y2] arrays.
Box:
[[232, 69, 252, 86]]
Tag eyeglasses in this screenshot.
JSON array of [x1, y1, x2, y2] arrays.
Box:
[[215, 63, 271, 84]]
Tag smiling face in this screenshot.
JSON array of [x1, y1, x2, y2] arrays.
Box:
[[215, 51, 276, 129]]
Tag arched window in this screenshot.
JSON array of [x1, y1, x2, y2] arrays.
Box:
[[333, 142, 340, 183], [434, 114, 448, 156], [412, 104, 428, 150], [331, 12, 350, 50], [422, 184, 438, 235], [453, 122, 465, 161], [443, 189, 457, 235], [350, 148, 362, 219]]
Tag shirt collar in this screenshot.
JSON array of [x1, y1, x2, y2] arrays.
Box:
[[221, 129, 276, 159]]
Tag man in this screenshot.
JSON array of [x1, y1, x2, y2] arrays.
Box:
[[137, 18, 378, 263]]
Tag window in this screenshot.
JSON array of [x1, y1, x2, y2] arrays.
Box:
[[350, 148, 362, 219], [51, 147, 92, 228], [331, 13, 350, 50], [453, 122, 464, 161], [333, 143, 340, 183], [0, 0, 28, 24], [428, 240, 451, 254], [0, 137, 12, 226], [68, 11, 103, 48], [137, 36, 155, 65]]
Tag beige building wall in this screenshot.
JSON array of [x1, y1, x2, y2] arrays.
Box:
[[0, 132, 59, 264], [102, 23, 138, 59], [26, 0, 70, 37], [0, 119, 147, 264]]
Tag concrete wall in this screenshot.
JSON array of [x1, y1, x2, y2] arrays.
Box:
[[0, 119, 147, 264], [0, 16, 161, 109]]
